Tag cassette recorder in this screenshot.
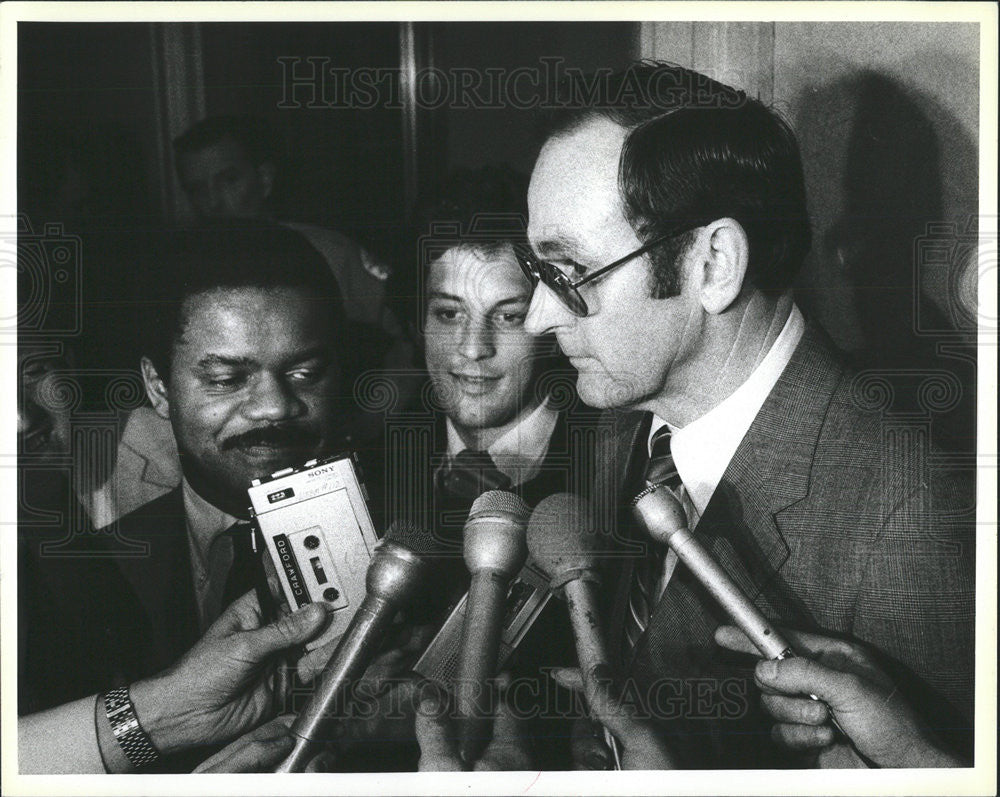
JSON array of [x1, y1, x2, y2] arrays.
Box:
[[248, 453, 379, 650], [412, 560, 552, 686]]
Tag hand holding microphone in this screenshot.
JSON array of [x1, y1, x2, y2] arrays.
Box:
[[631, 485, 866, 760], [631, 485, 793, 658], [715, 626, 966, 768], [528, 493, 676, 770], [416, 672, 534, 771]]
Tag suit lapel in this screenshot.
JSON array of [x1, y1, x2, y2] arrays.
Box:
[[114, 489, 200, 665], [639, 325, 844, 660]]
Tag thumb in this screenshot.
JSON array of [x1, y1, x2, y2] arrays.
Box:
[[755, 657, 861, 712], [242, 602, 328, 657], [551, 667, 585, 693], [416, 699, 463, 771]]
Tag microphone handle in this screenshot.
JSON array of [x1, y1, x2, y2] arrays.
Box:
[[455, 569, 510, 763], [666, 525, 878, 762], [275, 593, 393, 773], [563, 577, 611, 700], [664, 526, 791, 659], [563, 577, 624, 771]]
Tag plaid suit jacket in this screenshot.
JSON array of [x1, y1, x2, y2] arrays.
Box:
[[596, 324, 975, 768]]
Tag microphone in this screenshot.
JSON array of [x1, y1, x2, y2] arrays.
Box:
[[275, 521, 438, 772], [525, 493, 610, 705], [454, 490, 530, 764], [630, 484, 792, 658], [526, 492, 621, 769], [630, 485, 862, 751]]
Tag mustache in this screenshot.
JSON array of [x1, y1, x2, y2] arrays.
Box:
[[222, 425, 320, 451]]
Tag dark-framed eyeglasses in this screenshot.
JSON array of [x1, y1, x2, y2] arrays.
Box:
[[515, 220, 706, 317]]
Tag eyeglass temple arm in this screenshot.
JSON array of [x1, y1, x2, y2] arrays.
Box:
[[569, 235, 672, 290]]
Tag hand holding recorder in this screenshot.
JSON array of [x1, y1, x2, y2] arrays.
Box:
[[18, 591, 328, 774]]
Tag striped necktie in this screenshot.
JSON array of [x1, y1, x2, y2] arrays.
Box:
[[623, 425, 681, 659]]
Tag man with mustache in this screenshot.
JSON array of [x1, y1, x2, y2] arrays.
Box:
[[92, 221, 347, 681]]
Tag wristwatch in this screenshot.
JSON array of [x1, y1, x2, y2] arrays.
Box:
[[104, 686, 160, 769]]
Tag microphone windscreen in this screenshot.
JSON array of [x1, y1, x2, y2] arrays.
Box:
[[468, 489, 531, 523], [463, 490, 530, 575], [526, 493, 600, 587], [382, 519, 442, 556]]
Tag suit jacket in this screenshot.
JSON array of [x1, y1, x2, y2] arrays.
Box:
[[374, 396, 600, 767], [97, 488, 202, 674], [20, 487, 201, 716], [597, 325, 975, 768], [437, 402, 604, 763], [81, 407, 182, 529]]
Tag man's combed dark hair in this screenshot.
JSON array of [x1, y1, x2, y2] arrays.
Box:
[[411, 164, 529, 264], [173, 115, 276, 168], [404, 164, 529, 324], [144, 220, 344, 378], [541, 61, 812, 298]]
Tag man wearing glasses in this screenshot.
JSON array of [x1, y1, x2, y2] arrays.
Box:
[[519, 62, 973, 768]]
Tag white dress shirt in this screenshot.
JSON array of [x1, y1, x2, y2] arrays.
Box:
[[646, 305, 805, 594], [445, 398, 560, 486]]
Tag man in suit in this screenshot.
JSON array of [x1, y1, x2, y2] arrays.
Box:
[[346, 166, 594, 771], [519, 61, 974, 768], [408, 166, 597, 563], [20, 221, 353, 715]]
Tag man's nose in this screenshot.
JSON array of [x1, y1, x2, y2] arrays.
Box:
[[524, 283, 574, 336], [458, 318, 496, 361], [241, 374, 305, 422]]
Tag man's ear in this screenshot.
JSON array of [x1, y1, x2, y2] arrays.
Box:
[[699, 219, 750, 315], [141, 356, 171, 420], [257, 161, 276, 200]]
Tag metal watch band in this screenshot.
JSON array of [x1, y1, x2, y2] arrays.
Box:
[[103, 686, 160, 769]]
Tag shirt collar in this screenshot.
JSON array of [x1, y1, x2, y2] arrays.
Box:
[[446, 398, 560, 485], [182, 478, 241, 564], [648, 304, 805, 517]]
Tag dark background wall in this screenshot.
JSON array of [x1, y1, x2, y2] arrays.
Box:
[[774, 22, 979, 453], [199, 22, 405, 250], [429, 21, 637, 173]]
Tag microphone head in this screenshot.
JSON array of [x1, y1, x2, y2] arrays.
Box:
[[526, 492, 600, 589], [369, 520, 437, 603], [382, 519, 442, 556], [630, 484, 687, 546], [463, 490, 530, 577], [469, 489, 531, 521]]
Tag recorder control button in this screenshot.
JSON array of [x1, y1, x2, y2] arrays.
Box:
[[304, 535, 320, 550], [323, 587, 341, 602]]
